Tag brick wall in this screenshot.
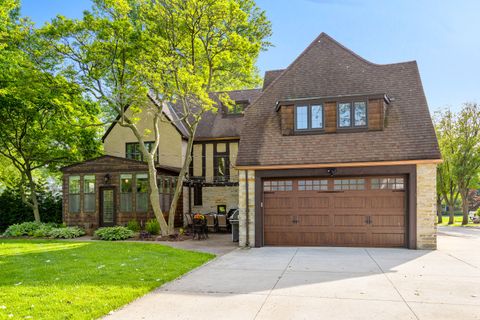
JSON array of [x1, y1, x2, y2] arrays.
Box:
[[186, 185, 239, 215], [238, 170, 255, 247], [416, 163, 437, 249]]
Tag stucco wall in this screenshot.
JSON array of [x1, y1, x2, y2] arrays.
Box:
[[238, 170, 255, 247], [416, 163, 437, 249], [103, 106, 185, 168]]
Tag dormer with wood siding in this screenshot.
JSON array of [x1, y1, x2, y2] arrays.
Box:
[[276, 94, 389, 136]]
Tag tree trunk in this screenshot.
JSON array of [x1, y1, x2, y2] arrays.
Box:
[[460, 189, 470, 225], [26, 171, 41, 223], [146, 156, 169, 236], [437, 197, 443, 224], [448, 204, 455, 225], [168, 126, 197, 234]]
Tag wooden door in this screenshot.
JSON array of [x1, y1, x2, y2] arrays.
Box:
[[100, 187, 115, 227], [263, 177, 406, 247]]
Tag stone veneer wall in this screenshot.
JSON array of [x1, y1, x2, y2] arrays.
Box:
[[416, 163, 437, 249], [238, 170, 255, 247], [183, 185, 239, 217]]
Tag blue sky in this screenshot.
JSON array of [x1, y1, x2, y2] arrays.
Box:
[[21, 0, 480, 112]]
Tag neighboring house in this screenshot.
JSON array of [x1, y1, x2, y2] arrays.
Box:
[[61, 33, 441, 249]]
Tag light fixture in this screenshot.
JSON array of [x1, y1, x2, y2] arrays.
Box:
[[104, 174, 111, 184], [327, 168, 337, 177]]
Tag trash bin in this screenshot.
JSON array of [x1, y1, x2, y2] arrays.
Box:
[[229, 209, 239, 242]]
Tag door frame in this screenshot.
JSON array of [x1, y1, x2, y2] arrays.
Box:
[[254, 165, 416, 248], [99, 186, 116, 227]]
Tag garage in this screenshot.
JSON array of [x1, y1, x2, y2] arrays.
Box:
[[263, 176, 407, 247]]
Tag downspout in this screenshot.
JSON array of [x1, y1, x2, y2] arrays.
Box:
[[245, 170, 249, 247]]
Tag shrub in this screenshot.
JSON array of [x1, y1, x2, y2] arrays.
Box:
[[126, 219, 141, 232], [94, 226, 134, 241], [145, 219, 160, 235], [0, 186, 62, 232], [32, 224, 56, 237], [49, 226, 85, 239], [3, 221, 42, 237]]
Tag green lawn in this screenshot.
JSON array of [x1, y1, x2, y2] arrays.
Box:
[[438, 215, 479, 227], [0, 239, 214, 320]]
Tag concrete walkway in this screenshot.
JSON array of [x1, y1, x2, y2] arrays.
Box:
[[104, 227, 480, 320]]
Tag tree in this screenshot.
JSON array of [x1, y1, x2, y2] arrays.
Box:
[[435, 103, 480, 225], [0, 2, 102, 222], [43, 0, 271, 235]]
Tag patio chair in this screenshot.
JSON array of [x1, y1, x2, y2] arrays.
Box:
[[217, 214, 229, 232], [192, 218, 208, 240], [205, 213, 218, 232]]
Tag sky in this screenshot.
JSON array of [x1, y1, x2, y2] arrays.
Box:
[[20, 0, 480, 112]]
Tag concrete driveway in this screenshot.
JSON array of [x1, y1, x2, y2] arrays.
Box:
[[105, 227, 480, 320]]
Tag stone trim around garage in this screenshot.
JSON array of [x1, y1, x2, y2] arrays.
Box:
[[416, 163, 437, 249], [238, 170, 255, 247]]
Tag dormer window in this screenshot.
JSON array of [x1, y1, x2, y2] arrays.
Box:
[[225, 100, 249, 116], [338, 101, 367, 128], [295, 104, 324, 131]]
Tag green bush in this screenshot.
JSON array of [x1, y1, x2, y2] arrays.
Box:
[[49, 226, 85, 239], [0, 186, 62, 232], [32, 224, 56, 237], [126, 219, 141, 232], [94, 226, 134, 241], [3, 221, 42, 237], [145, 219, 160, 235]]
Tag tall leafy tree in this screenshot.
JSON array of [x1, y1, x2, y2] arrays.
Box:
[[43, 0, 271, 235], [435, 103, 480, 225], [0, 1, 102, 222]]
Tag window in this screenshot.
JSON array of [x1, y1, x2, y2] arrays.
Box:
[[194, 184, 203, 206], [136, 173, 149, 212], [68, 176, 80, 213], [334, 179, 365, 190], [298, 179, 328, 191], [120, 174, 133, 212], [295, 104, 324, 131], [338, 103, 352, 127], [338, 101, 367, 128], [214, 143, 230, 183], [125, 142, 157, 162], [354, 102, 367, 126], [227, 102, 247, 115], [263, 180, 293, 192], [83, 175, 96, 213], [371, 177, 404, 190]]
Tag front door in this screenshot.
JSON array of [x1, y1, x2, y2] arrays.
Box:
[[100, 187, 115, 227]]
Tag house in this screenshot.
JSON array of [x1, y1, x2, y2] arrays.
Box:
[[61, 33, 441, 249]]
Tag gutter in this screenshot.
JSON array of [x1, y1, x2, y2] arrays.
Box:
[[245, 170, 249, 247]]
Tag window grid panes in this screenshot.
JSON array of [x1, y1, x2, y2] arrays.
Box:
[[68, 176, 80, 213], [334, 179, 365, 190], [264, 180, 293, 192], [298, 179, 328, 191], [295, 106, 308, 130], [120, 174, 133, 212], [83, 175, 96, 213], [136, 173, 149, 212], [126, 142, 156, 161], [371, 177, 405, 190], [354, 102, 367, 126]]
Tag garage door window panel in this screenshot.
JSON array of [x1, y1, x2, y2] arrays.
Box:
[[334, 179, 365, 190], [264, 180, 293, 192], [371, 177, 404, 190], [298, 179, 328, 191]]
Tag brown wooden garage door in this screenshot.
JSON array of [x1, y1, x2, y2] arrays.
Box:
[[263, 176, 406, 247]]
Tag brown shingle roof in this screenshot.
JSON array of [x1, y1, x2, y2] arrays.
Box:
[[263, 69, 285, 90], [192, 89, 262, 139], [236, 33, 441, 166]]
